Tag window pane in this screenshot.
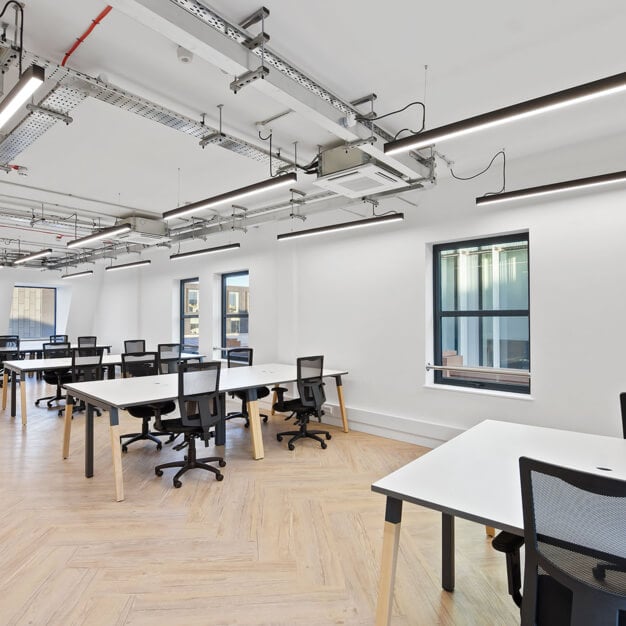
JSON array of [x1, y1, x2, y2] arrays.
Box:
[[182, 316, 199, 348], [439, 315, 529, 387], [183, 281, 199, 315], [224, 316, 249, 348], [8, 286, 56, 339], [439, 239, 528, 311], [224, 273, 249, 314]]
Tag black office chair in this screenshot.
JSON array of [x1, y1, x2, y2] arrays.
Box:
[[66, 348, 104, 416], [124, 339, 146, 353], [518, 456, 626, 625], [274, 355, 331, 450], [153, 361, 226, 488], [119, 352, 175, 452], [157, 343, 181, 374], [50, 334, 68, 344], [77, 336, 97, 348], [494, 398, 626, 611], [36, 342, 72, 408], [225, 348, 269, 427], [0, 335, 20, 387]]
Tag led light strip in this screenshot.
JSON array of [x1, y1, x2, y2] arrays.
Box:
[[104, 259, 151, 272], [13, 248, 53, 265], [61, 270, 94, 279], [170, 243, 240, 260], [0, 64, 45, 130], [67, 223, 132, 249], [277, 213, 404, 241]]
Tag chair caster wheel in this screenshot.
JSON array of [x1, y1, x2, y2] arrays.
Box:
[[219, 460, 226, 467], [277, 435, 283, 442], [216, 473, 224, 481], [173, 480, 182, 488], [326, 433, 332, 440], [263, 416, 268, 423], [288, 443, 295, 451], [155, 468, 163, 476], [244, 423, 250, 428], [321, 442, 327, 449], [35, 400, 41, 406], [156, 443, 162, 450], [122, 446, 128, 453]]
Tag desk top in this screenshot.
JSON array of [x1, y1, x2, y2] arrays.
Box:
[[372, 420, 626, 535], [63, 362, 348, 410], [2, 352, 202, 373]]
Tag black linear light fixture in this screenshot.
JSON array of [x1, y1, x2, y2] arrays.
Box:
[[67, 222, 132, 249], [163, 172, 297, 221], [104, 259, 151, 272], [384, 72, 626, 155], [170, 242, 240, 260], [476, 170, 626, 206], [0, 64, 45, 130], [61, 269, 94, 279], [277, 212, 404, 241], [13, 247, 52, 265]]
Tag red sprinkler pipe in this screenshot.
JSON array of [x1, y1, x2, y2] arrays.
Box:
[[61, 5, 112, 67]]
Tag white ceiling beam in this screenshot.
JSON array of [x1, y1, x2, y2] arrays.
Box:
[[108, 0, 431, 181]]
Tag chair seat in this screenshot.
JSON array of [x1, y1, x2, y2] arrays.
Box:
[[128, 401, 176, 419], [156, 416, 208, 435], [233, 386, 270, 402], [42, 370, 72, 385]]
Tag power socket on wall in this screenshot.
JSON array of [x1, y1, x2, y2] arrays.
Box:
[[323, 404, 336, 417]]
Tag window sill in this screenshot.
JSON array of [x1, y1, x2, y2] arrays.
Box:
[[423, 382, 534, 401]]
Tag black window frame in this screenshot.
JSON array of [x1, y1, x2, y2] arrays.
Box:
[[9, 285, 57, 340], [221, 270, 249, 360], [433, 232, 530, 394], [180, 277, 199, 354]]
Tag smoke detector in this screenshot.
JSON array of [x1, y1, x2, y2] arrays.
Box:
[[177, 46, 193, 64]]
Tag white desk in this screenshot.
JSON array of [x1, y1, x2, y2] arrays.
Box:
[[1, 353, 202, 425], [62, 363, 349, 501], [371, 420, 626, 626]]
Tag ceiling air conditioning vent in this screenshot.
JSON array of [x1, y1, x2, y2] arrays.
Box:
[[313, 162, 408, 198], [119, 216, 170, 245]]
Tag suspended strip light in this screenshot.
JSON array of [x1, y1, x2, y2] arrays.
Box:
[[476, 170, 626, 206], [0, 64, 45, 130], [104, 259, 151, 272], [170, 243, 240, 260], [384, 72, 626, 155], [163, 172, 297, 221], [277, 213, 404, 241], [13, 248, 52, 265], [62, 270, 94, 279], [67, 223, 132, 249]]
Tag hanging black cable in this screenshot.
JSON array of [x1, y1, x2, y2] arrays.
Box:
[[356, 100, 426, 138], [448, 149, 506, 197]]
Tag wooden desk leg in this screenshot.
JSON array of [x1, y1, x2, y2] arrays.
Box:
[[1, 370, 7, 410], [485, 526, 495, 537], [334, 375, 349, 433], [108, 407, 124, 502], [375, 497, 403, 626], [442, 513, 455, 591], [270, 387, 278, 416], [19, 379, 27, 426], [62, 397, 73, 459], [246, 390, 265, 460]]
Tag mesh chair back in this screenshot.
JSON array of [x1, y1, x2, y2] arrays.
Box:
[[50, 334, 68, 343], [520, 456, 626, 624], [71, 349, 103, 383], [43, 342, 71, 359], [619, 392, 626, 439], [178, 361, 222, 441], [78, 336, 97, 348], [227, 347, 253, 367], [124, 339, 146, 353], [296, 355, 326, 413], [158, 343, 181, 374], [0, 335, 20, 366], [122, 352, 158, 378]]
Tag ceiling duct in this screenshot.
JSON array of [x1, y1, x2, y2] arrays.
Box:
[[312, 146, 408, 197], [117, 216, 170, 245]]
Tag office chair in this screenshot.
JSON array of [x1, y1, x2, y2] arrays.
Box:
[[35, 342, 72, 408], [518, 456, 626, 625], [50, 334, 68, 343], [65, 348, 104, 416], [493, 399, 626, 611], [0, 335, 20, 388], [225, 348, 269, 427], [77, 336, 97, 348], [124, 339, 146, 353], [119, 352, 175, 452], [275, 355, 331, 450], [157, 343, 181, 374], [153, 361, 226, 488]]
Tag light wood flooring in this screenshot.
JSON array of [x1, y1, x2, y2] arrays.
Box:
[[0, 377, 520, 625]]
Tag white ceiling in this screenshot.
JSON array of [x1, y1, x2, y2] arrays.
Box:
[[1, 0, 625, 252]]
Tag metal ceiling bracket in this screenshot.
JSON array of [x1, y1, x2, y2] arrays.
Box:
[[230, 66, 269, 94], [26, 104, 73, 125], [243, 32, 269, 50], [239, 6, 269, 30]]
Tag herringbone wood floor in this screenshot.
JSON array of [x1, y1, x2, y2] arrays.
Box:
[[0, 377, 519, 625]]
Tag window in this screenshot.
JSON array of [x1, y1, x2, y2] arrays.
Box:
[[433, 233, 530, 393], [222, 271, 249, 355], [180, 278, 199, 352], [8, 286, 56, 340]]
